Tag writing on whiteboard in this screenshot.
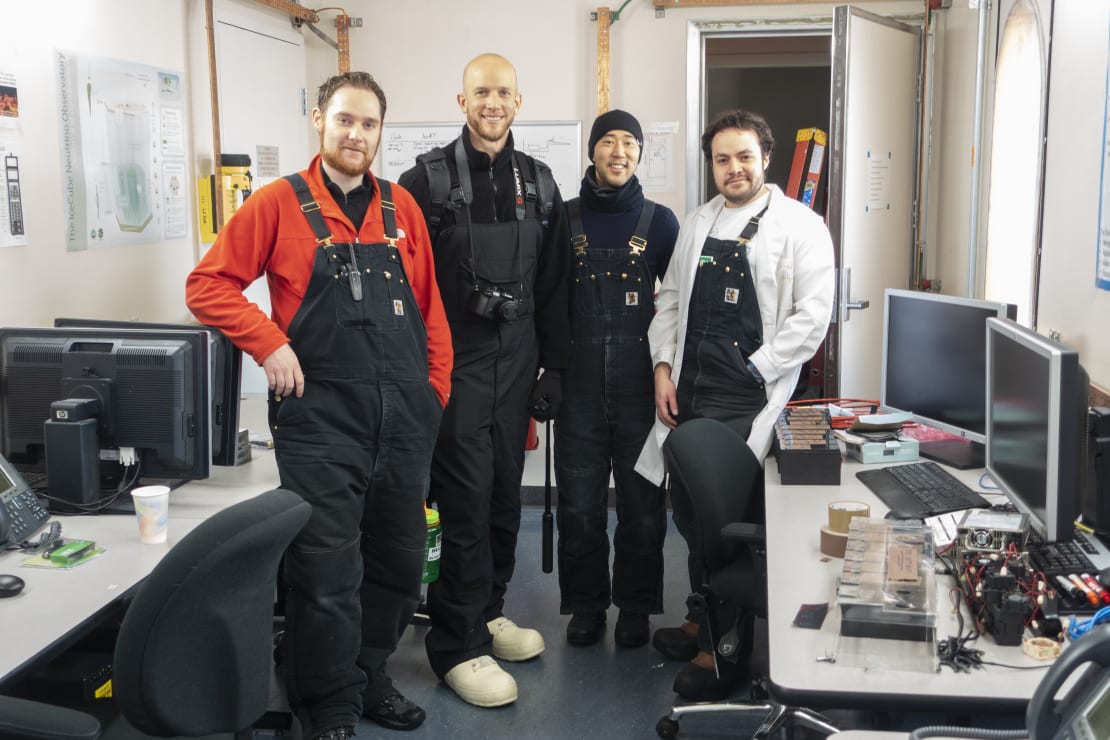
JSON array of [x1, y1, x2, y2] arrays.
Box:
[[377, 121, 582, 197]]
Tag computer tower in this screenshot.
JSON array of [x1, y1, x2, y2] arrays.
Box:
[[1083, 407, 1110, 536]]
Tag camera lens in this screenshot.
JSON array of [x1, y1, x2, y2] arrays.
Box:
[[499, 300, 520, 322]]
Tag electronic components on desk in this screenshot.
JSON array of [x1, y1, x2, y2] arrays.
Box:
[[773, 406, 841, 485], [957, 509, 1029, 554], [957, 550, 1043, 646]]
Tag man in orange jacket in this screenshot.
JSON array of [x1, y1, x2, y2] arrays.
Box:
[[186, 72, 451, 739]]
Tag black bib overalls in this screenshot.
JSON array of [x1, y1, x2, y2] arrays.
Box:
[[554, 199, 667, 615], [273, 176, 441, 732]]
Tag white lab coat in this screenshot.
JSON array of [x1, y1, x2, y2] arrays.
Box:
[[634, 185, 836, 485]]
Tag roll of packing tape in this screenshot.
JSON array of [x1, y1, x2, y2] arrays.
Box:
[[828, 500, 871, 533], [820, 525, 850, 558], [1022, 636, 1060, 661]]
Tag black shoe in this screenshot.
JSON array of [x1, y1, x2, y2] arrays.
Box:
[[652, 624, 699, 661], [364, 693, 426, 731], [310, 727, 356, 740], [566, 611, 606, 646], [672, 660, 749, 702], [614, 611, 649, 647]]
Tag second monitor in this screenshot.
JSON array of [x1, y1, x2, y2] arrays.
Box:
[[881, 289, 1016, 469]]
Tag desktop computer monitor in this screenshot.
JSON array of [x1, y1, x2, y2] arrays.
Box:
[[0, 326, 211, 508], [53, 318, 242, 466], [985, 317, 1090, 544], [880, 289, 1017, 469]]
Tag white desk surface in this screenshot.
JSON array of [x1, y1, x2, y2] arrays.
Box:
[[0, 397, 279, 686], [764, 455, 1051, 711]]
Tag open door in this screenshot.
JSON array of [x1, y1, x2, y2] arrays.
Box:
[[212, 3, 309, 394], [825, 6, 920, 399]]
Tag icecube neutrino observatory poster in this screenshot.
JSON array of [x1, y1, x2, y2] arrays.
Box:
[[55, 50, 189, 251]]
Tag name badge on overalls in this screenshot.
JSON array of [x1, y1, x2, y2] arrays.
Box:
[[393, 299, 405, 316], [724, 287, 739, 304], [625, 291, 639, 307]]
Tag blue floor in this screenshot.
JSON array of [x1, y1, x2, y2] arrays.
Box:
[[351, 507, 712, 739]]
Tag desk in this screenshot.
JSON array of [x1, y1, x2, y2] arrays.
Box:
[[764, 456, 1049, 712], [0, 397, 278, 688]]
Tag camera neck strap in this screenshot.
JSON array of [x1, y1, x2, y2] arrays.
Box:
[[455, 137, 527, 296]]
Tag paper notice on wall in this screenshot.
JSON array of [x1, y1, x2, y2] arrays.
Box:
[[641, 121, 678, 193], [0, 139, 29, 248], [0, 71, 19, 131], [55, 50, 189, 251]]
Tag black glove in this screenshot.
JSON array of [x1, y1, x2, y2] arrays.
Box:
[[529, 370, 562, 422]]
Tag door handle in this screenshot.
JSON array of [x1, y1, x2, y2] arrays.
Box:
[[841, 267, 871, 321]]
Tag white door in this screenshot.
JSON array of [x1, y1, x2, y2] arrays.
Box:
[[214, 5, 309, 394], [826, 6, 920, 399]]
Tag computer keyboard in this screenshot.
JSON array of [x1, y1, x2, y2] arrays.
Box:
[[20, 471, 47, 491], [856, 460, 991, 518], [1027, 538, 1098, 578]]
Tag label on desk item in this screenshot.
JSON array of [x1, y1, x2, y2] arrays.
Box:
[[820, 525, 850, 558], [828, 500, 870, 533]]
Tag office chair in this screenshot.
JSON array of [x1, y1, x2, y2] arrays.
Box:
[[0, 487, 312, 740], [656, 418, 839, 739]]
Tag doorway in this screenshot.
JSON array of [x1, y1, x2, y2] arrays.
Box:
[[703, 35, 831, 212]]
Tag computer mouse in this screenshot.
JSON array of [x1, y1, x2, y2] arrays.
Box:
[[0, 573, 25, 597]]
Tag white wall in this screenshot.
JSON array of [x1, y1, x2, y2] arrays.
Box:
[[0, 0, 195, 328], [1037, 0, 1110, 394]]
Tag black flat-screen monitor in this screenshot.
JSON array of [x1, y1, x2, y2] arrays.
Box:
[[880, 289, 1017, 469], [0, 327, 211, 505], [985, 317, 1089, 544], [53, 318, 242, 466]]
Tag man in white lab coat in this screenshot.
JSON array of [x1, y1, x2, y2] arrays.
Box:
[[635, 109, 834, 701]]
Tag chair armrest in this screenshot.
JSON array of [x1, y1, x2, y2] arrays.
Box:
[[0, 695, 101, 740], [721, 522, 765, 546]]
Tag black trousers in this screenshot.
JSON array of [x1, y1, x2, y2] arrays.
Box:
[[424, 328, 536, 678], [274, 379, 436, 734], [554, 384, 665, 614]]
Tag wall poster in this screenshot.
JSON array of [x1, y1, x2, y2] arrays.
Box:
[[55, 50, 189, 251]]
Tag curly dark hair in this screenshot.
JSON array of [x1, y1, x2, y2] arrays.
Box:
[[700, 109, 774, 162], [316, 71, 387, 119]]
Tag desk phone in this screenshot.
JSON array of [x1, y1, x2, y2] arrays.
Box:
[[0, 453, 50, 546], [1029, 624, 1110, 740]]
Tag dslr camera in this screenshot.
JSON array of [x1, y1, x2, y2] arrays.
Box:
[[467, 285, 522, 322]]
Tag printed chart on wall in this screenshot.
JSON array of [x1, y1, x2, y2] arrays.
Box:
[[378, 121, 582, 198], [1100, 20, 1110, 291], [55, 51, 189, 251]]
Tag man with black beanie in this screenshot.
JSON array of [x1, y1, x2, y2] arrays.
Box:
[[555, 109, 679, 649]]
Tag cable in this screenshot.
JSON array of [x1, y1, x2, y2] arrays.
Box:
[[909, 726, 1027, 740], [1066, 605, 1110, 641]]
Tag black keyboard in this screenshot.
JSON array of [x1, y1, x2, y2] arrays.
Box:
[[856, 461, 991, 518], [20, 471, 47, 491], [1027, 539, 1097, 578]]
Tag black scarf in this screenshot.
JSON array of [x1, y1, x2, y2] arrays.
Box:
[[579, 166, 644, 214]]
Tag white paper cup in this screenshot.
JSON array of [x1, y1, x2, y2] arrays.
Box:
[[131, 485, 170, 544]]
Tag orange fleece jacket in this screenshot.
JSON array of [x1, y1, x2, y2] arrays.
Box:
[[185, 156, 452, 405]]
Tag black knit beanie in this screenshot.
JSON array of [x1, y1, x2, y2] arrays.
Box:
[[588, 109, 643, 162]]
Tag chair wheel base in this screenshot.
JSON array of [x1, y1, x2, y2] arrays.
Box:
[[656, 715, 679, 738]]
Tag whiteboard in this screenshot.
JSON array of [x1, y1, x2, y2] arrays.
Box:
[[377, 121, 582, 198]]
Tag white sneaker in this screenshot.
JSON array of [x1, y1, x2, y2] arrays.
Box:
[[487, 616, 546, 661], [443, 655, 518, 707]]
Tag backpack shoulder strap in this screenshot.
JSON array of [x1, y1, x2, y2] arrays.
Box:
[[416, 148, 452, 242]]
